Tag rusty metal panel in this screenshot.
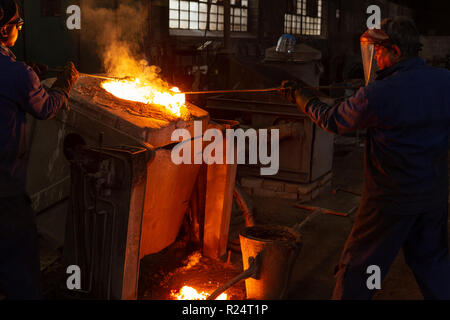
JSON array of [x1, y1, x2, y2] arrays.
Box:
[[139, 149, 203, 257], [202, 121, 239, 259], [203, 160, 238, 259], [64, 146, 149, 300]]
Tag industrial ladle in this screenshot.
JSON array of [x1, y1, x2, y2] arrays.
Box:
[[206, 209, 322, 300]]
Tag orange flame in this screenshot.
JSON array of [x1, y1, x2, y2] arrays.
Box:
[[100, 41, 188, 119], [171, 286, 227, 300], [101, 78, 186, 117]]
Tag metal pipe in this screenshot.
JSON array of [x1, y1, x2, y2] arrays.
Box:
[[233, 185, 255, 227]]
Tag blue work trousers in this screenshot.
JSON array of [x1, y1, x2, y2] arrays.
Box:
[[333, 203, 450, 300]]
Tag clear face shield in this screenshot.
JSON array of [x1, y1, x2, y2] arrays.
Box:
[[360, 28, 391, 86], [361, 42, 376, 86], [276, 34, 296, 54]]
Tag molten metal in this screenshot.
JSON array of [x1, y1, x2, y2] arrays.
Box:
[[101, 78, 186, 117], [171, 286, 227, 300]]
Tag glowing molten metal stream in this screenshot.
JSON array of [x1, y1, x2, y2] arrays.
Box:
[[171, 286, 227, 300], [101, 78, 186, 118]]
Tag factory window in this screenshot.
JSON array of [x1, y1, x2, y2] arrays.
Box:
[[41, 0, 61, 17], [169, 0, 248, 32], [284, 0, 323, 36]]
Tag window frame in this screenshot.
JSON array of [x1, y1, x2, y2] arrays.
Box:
[[284, 0, 325, 38], [168, 0, 251, 37]]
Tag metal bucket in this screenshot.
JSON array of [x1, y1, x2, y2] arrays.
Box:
[[239, 225, 302, 300]]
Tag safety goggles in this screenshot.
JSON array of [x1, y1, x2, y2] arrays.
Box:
[[8, 17, 24, 30]]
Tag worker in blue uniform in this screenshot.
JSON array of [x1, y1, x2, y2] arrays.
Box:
[[0, 0, 79, 299], [281, 17, 450, 299]]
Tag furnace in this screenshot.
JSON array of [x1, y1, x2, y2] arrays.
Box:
[[32, 76, 237, 300]]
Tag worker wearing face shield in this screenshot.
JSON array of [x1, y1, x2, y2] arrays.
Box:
[[0, 0, 79, 299], [281, 17, 450, 300]]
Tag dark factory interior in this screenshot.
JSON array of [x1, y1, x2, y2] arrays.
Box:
[[0, 0, 449, 303]]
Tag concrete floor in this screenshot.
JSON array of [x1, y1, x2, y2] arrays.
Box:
[[34, 141, 449, 300]]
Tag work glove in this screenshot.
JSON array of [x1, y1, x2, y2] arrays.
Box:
[[281, 80, 302, 104], [281, 80, 318, 113], [27, 61, 49, 79], [50, 62, 79, 99]]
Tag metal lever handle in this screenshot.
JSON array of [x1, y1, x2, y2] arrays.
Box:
[[207, 253, 262, 300]]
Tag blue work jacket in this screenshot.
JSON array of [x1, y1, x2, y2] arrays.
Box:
[[304, 57, 450, 214], [0, 46, 67, 197]]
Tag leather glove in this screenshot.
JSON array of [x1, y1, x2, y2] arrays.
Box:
[[281, 80, 318, 113], [50, 62, 79, 98], [281, 80, 302, 104], [27, 62, 49, 79]]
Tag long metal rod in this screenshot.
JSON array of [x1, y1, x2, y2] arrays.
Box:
[[180, 88, 283, 95], [48, 66, 360, 93], [293, 209, 323, 232], [294, 204, 350, 217], [78, 73, 124, 81], [48, 68, 126, 81], [179, 85, 361, 95]]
